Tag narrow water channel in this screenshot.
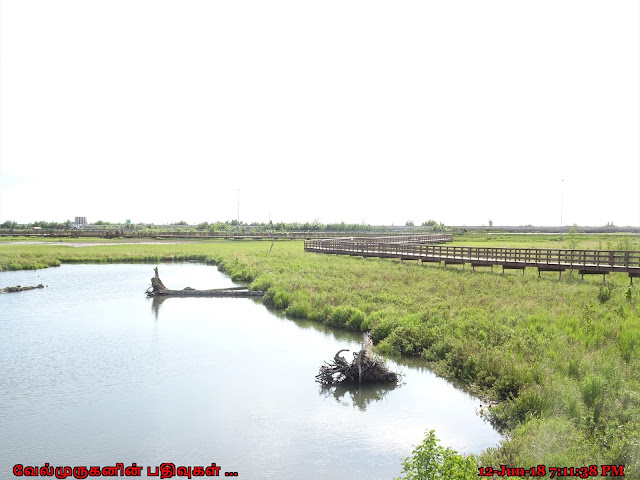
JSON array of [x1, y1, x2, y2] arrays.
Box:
[[0, 263, 501, 479]]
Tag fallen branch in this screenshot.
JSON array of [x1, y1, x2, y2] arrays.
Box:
[[0, 284, 45, 294], [145, 267, 265, 298], [316, 332, 399, 385]]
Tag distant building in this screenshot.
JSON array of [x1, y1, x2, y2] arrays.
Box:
[[74, 217, 87, 228]]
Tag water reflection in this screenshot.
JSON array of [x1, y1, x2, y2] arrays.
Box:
[[320, 382, 400, 411], [151, 296, 168, 319], [287, 314, 475, 397], [288, 317, 364, 343]]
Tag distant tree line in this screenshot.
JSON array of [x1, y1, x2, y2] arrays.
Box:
[[1, 220, 71, 229], [195, 220, 389, 233], [0, 219, 453, 232]]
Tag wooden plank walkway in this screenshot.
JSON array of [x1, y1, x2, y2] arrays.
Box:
[[304, 238, 640, 282]]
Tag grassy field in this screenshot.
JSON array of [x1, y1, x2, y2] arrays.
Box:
[[1, 233, 639, 478], [454, 231, 640, 251]]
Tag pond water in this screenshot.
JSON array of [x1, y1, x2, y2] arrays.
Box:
[[0, 263, 501, 479]]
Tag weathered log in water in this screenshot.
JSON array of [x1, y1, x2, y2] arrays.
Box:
[[316, 332, 399, 385], [0, 284, 45, 294], [145, 267, 265, 298]]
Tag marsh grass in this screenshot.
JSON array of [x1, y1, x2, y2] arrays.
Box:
[[2, 236, 640, 477], [454, 232, 640, 251]]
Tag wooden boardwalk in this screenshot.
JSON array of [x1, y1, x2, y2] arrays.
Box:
[[304, 237, 640, 282]]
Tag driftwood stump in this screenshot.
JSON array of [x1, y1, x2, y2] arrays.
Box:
[[145, 267, 265, 298], [149, 267, 169, 294], [316, 332, 398, 385], [0, 284, 45, 294]]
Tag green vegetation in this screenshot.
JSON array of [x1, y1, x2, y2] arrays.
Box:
[[1, 233, 640, 478], [567, 225, 580, 249], [2, 219, 72, 229], [0, 218, 456, 233], [421, 219, 448, 231], [1, 220, 18, 229], [453, 231, 640, 251], [396, 430, 477, 480]]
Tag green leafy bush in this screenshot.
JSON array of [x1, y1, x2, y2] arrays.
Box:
[[396, 430, 477, 480], [285, 300, 310, 318], [325, 306, 365, 329], [598, 283, 614, 304]]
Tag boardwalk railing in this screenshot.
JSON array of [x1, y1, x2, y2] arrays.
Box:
[[329, 234, 453, 245], [304, 238, 640, 280]]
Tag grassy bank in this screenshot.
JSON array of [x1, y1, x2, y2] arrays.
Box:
[[1, 235, 639, 477]]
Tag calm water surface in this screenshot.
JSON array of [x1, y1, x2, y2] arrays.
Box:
[[0, 264, 501, 479]]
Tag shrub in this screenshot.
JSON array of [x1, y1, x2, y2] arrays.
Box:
[[285, 300, 310, 318], [371, 317, 397, 343], [597, 283, 614, 304], [249, 276, 273, 292], [582, 375, 605, 423], [396, 430, 477, 480], [272, 288, 291, 309], [262, 286, 290, 309], [618, 328, 640, 363], [345, 308, 366, 330], [378, 323, 438, 356], [325, 306, 365, 329], [567, 224, 579, 249], [307, 305, 333, 322]]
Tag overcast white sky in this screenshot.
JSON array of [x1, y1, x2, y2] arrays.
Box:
[[0, 0, 638, 226]]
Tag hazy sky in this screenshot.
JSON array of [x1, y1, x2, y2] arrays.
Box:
[[1, 0, 638, 226]]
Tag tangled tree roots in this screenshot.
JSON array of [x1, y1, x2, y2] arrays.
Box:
[[316, 332, 398, 385]]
